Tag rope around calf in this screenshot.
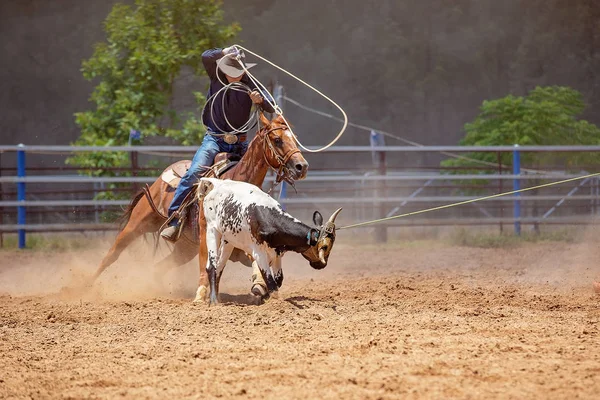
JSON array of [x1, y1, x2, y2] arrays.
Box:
[[336, 172, 600, 230]]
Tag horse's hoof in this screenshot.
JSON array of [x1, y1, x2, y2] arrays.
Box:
[[251, 283, 267, 298], [193, 286, 208, 303]]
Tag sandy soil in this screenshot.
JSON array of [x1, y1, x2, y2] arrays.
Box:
[[1, 236, 600, 399]]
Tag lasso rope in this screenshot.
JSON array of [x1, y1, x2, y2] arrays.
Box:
[[337, 172, 600, 230], [206, 48, 596, 232], [200, 78, 257, 134], [232, 44, 348, 153]]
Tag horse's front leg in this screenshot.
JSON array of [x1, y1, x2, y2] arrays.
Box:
[[194, 215, 210, 303], [250, 260, 269, 298], [229, 249, 268, 300]]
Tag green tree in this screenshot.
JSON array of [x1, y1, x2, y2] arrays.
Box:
[[67, 0, 239, 176], [441, 85, 600, 234], [441, 86, 600, 172]]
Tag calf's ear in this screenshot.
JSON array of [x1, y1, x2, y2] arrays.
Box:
[[313, 211, 323, 226]]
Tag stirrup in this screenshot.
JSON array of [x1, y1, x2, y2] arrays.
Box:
[[160, 210, 186, 240], [160, 225, 180, 242]]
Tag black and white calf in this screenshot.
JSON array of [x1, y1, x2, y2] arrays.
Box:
[[198, 178, 341, 305]]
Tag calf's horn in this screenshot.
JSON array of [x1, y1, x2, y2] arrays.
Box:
[[321, 207, 342, 236], [328, 208, 342, 225], [319, 248, 327, 265], [317, 207, 343, 263]]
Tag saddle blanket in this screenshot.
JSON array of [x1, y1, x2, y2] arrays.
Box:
[[160, 159, 238, 189]]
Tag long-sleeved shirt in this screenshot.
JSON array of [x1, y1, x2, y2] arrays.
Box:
[[201, 48, 276, 134]]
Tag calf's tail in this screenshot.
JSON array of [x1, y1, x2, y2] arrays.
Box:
[[197, 177, 222, 201]]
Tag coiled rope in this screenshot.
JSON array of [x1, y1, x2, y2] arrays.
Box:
[[231, 44, 348, 153], [200, 77, 257, 135]]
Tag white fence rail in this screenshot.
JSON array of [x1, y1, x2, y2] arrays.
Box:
[[2, 145, 600, 246]]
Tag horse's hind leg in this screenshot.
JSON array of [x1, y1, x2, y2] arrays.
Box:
[[152, 240, 197, 289], [228, 249, 267, 297], [91, 224, 142, 282], [91, 198, 159, 283]]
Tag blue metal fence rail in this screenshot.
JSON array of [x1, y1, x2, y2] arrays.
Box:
[[2, 144, 600, 248]]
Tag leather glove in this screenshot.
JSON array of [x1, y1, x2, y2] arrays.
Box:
[[249, 90, 264, 104], [223, 46, 241, 58]]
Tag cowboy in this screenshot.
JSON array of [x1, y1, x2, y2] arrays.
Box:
[[161, 46, 276, 242]]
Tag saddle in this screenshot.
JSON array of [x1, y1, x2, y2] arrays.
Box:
[[153, 152, 241, 243], [160, 152, 240, 188]]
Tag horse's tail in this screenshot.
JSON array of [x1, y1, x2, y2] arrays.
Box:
[[117, 190, 146, 231]]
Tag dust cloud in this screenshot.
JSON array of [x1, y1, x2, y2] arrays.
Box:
[[0, 234, 329, 302], [1, 228, 599, 303]]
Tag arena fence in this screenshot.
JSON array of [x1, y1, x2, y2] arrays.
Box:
[[2, 144, 600, 248]]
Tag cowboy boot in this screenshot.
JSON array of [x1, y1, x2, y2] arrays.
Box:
[[160, 224, 181, 242]]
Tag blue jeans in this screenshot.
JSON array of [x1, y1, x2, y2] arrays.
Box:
[[168, 133, 248, 224]]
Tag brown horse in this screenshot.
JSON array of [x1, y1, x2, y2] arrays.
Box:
[[91, 113, 309, 300]]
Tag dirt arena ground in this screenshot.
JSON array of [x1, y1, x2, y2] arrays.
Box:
[[1, 234, 600, 399]]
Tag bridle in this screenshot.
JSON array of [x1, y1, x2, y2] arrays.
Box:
[[260, 124, 302, 190]]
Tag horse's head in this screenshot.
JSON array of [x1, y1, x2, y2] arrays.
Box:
[[259, 112, 308, 182]]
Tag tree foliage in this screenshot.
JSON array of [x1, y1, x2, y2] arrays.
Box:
[[67, 0, 239, 175], [441, 86, 600, 171]]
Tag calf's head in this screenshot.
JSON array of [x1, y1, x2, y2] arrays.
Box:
[[302, 208, 342, 269]]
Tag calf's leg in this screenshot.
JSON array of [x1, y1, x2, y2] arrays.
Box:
[[252, 250, 278, 294], [204, 227, 222, 306], [271, 256, 284, 289], [215, 239, 234, 296]]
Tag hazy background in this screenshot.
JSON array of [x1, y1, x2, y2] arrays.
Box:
[[2, 0, 599, 151]]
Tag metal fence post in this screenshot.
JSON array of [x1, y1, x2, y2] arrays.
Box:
[[497, 151, 503, 234], [273, 83, 287, 203], [131, 150, 139, 194], [370, 131, 387, 243], [513, 144, 521, 236], [17, 144, 26, 248]]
